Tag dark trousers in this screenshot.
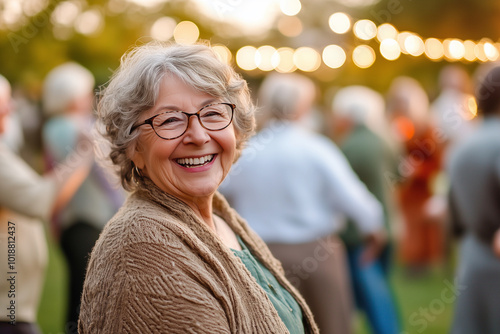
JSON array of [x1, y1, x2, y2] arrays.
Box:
[[60, 221, 101, 334], [0, 322, 41, 334]]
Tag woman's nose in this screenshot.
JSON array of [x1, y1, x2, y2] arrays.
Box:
[[182, 115, 210, 145]]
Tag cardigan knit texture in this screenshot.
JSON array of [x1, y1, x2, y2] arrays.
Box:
[[79, 178, 319, 333]]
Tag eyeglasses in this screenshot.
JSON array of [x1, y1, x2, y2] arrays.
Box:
[[130, 102, 235, 140]]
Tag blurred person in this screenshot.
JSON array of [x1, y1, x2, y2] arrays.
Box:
[[78, 43, 319, 333], [448, 65, 500, 334], [0, 75, 92, 334], [41, 62, 125, 333], [331, 85, 401, 334], [431, 65, 477, 152], [220, 72, 386, 334], [386, 76, 445, 276]]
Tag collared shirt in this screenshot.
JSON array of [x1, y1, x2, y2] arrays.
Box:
[[220, 121, 383, 244]]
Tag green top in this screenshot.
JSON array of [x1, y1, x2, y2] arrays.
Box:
[[232, 237, 305, 334], [340, 124, 398, 247]]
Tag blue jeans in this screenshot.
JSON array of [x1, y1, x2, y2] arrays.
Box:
[[347, 246, 401, 334]]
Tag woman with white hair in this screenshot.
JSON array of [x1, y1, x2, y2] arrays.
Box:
[[331, 85, 401, 334], [78, 43, 319, 333], [0, 74, 92, 334], [42, 62, 125, 332]]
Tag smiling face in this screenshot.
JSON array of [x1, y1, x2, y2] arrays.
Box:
[[131, 74, 237, 206]]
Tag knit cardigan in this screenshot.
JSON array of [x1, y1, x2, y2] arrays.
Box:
[[78, 179, 319, 334]]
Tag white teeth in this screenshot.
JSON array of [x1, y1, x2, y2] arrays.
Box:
[[176, 154, 214, 167]]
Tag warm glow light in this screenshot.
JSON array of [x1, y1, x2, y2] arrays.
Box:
[[463, 40, 476, 62], [380, 39, 401, 60], [353, 19, 377, 40], [257, 45, 279, 71], [173, 21, 199, 44], [376, 23, 398, 42], [424, 38, 444, 60], [392, 116, 415, 140], [212, 45, 232, 64], [280, 0, 301, 16], [397, 32, 413, 54], [405, 34, 425, 56], [293, 47, 321, 72], [74, 8, 103, 35], [236, 46, 258, 71], [276, 47, 296, 73], [474, 42, 488, 62], [51, 1, 81, 27], [277, 16, 303, 37], [446, 39, 465, 60], [150, 17, 176, 41], [352, 45, 376, 68], [322, 45, 346, 69], [465, 95, 477, 119], [484, 42, 499, 61], [329, 12, 351, 34]]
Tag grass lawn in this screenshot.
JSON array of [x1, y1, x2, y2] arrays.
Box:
[[37, 235, 456, 334]]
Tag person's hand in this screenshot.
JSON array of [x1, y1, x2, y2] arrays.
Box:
[[359, 229, 387, 266], [493, 228, 500, 259]]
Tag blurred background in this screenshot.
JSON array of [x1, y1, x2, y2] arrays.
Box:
[[1, 0, 500, 333]]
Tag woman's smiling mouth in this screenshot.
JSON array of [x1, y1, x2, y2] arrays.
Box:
[[175, 154, 216, 168]]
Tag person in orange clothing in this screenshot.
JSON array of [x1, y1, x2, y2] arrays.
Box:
[[386, 76, 446, 275]]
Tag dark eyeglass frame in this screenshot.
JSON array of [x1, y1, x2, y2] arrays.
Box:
[[130, 102, 235, 140]]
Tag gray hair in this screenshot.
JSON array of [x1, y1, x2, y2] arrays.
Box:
[[42, 62, 95, 116], [256, 72, 316, 128], [97, 42, 256, 191]]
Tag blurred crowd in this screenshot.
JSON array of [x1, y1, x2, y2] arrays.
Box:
[[1, 56, 500, 334]]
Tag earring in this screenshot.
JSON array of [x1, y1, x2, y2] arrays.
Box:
[[133, 165, 143, 185]]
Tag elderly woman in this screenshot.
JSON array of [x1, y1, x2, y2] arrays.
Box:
[[78, 43, 318, 333]]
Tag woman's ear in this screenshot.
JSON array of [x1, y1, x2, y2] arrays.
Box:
[[128, 140, 145, 169]]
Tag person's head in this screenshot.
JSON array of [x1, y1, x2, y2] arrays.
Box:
[[331, 85, 385, 140], [0, 75, 12, 134], [475, 64, 500, 116], [438, 65, 471, 94], [42, 62, 95, 116], [257, 72, 316, 128], [386, 76, 430, 139], [98, 42, 255, 197]]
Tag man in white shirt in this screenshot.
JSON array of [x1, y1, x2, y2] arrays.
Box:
[[220, 72, 386, 334]]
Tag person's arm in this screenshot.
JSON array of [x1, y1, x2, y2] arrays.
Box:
[[320, 139, 386, 263], [0, 135, 93, 220]]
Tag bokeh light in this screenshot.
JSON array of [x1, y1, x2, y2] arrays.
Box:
[[277, 16, 303, 37], [353, 19, 377, 40], [484, 42, 499, 61], [445, 39, 465, 60], [463, 40, 477, 61], [212, 45, 232, 64], [293, 47, 321, 72], [424, 38, 444, 60], [280, 0, 302, 16], [352, 45, 376, 68], [256, 45, 279, 71], [74, 9, 104, 36], [275, 47, 297, 73], [322, 45, 346, 69], [173, 21, 199, 45], [404, 34, 425, 56], [150, 17, 176, 41], [328, 12, 351, 34], [376, 23, 398, 42], [236, 46, 258, 71], [380, 38, 401, 60]]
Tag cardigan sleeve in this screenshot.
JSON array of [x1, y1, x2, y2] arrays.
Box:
[[79, 234, 232, 333]]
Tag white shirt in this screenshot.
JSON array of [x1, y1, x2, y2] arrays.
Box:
[[220, 121, 383, 244]]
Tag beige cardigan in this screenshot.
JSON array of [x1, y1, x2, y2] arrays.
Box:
[[79, 179, 319, 333]]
